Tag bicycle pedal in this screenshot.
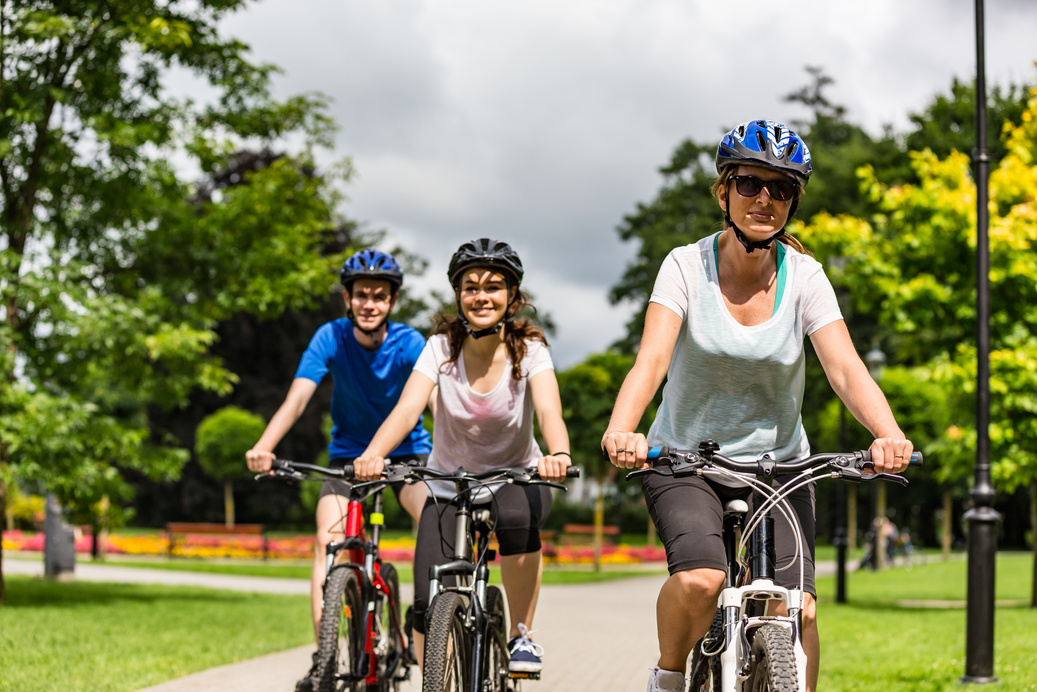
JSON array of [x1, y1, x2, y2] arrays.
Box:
[[509, 671, 540, 680]]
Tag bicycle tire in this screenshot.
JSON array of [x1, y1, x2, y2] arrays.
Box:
[[687, 608, 722, 692], [482, 586, 509, 692], [422, 591, 469, 692], [317, 566, 364, 692], [746, 624, 798, 692], [374, 563, 404, 692]]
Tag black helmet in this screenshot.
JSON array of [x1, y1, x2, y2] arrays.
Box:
[[340, 249, 403, 291], [447, 238, 524, 288]]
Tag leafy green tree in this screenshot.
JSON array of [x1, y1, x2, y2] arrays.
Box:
[[557, 351, 656, 568], [799, 84, 1037, 602], [195, 406, 265, 527], [0, 1, 347, 600]]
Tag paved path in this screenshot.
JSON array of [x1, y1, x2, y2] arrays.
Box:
[[4, 555, 667, 691]]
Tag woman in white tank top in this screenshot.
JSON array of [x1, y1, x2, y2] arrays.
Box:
[[601, 120, 914, 692]]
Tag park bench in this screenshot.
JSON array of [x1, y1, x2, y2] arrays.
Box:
[[166, 522, 268, 559], [559, 523, 620, 545]]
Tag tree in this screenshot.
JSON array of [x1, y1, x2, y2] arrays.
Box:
[[557, 351, 656, 568], [0, 1, 347, 601], [798, 83, 1037, 604], [195, 406, 265, 527]]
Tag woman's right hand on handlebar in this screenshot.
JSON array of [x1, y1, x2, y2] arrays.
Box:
[[354, 454, 386, 481], [246, 448, 275, 474], [601, 431, 649, 470]]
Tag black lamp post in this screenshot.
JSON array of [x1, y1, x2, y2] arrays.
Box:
[[962, 0, 1000, 683]]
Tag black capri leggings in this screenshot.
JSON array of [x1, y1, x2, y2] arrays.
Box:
[[411, 483, 552, 634], [642, 472, 816, 596]]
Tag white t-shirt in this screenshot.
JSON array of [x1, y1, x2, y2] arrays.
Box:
[[413, 334, 554, 498], [647, 233, 843, 484]]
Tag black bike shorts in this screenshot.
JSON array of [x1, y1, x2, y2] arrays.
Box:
[[642, 472, 816, 597], [411, 483, 552, 634], [318, 453, 429, 500]]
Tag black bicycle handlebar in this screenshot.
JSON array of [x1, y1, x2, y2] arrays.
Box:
[[629, 443, 921, 485], [264, 459, 580, 485]]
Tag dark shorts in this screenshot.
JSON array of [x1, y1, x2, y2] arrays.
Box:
[[318, 453, 429, 500], [411, 483, 552, 634], [642, 472, 816, 596]]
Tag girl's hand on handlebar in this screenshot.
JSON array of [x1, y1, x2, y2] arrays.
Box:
[[868, 436, 914, 474], [538, 454, 572, 482], [601, 431, 649, 470], [354, 455, 386, 481], [245, 449, 275, 474]]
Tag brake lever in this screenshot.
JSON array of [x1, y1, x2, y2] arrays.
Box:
[[862, 471, 909, 487], [626, 465, 672, 480]]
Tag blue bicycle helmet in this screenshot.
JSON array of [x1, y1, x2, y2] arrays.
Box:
[[716, 119, 812, 186], [340, 249, 403, 291]]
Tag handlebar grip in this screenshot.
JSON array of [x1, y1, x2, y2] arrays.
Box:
[[566, 466, 581, 478], [340, 464, 355, 478], [272, 459, 287, 470], [860, 451, 923, 467]]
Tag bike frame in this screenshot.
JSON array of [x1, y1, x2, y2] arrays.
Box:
[[425, 474, 501, 692], [325, 484, 408, 688], [716, 497, 807, 691]]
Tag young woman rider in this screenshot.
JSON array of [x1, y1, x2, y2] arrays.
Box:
[[245, 249, 433, 692], [354, 238, 571, 675], [601, 120, 914, 692]]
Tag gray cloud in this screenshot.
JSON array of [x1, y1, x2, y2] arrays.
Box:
[[224, 0, 1037, 368]]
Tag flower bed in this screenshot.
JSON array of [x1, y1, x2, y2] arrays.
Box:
[[2, 530, 665, 564]]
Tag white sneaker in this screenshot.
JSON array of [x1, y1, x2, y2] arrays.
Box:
[[646, 666, 686, 692]]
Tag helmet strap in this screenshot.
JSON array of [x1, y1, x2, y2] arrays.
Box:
[[724, 210, 786, 253]]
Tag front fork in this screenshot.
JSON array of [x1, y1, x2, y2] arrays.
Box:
[[717, 582, 808, 692]]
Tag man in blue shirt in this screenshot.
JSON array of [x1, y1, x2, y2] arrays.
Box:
[[246, 249, 431, 692]]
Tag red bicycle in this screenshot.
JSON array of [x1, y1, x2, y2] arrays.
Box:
[[267, 459, 413, 692]]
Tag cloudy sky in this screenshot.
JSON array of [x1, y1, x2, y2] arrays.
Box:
[[220, 0, 1037, 368]]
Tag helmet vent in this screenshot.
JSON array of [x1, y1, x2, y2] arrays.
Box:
[[756, 131, 767, 150], [774, 125, 783, 141]]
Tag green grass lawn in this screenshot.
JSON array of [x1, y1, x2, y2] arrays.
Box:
[[0, 577, 311, 692], [815, 552, 1037, 691]]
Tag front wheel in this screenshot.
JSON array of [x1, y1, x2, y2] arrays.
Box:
[[422, 592, 469, 692], [746, 624, 798, 691], [317, 566, 363, 692]]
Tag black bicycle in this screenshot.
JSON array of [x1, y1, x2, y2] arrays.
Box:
[[629, 440, 921, 692], [263, 460, 413, 692], [381, 464, 579, 692]]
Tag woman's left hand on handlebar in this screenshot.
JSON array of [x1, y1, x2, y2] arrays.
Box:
[[354, 455, 386, 481], [537, 453, 572, 482], [869, 436, 914, 474]]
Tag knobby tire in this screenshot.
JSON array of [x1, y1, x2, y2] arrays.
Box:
[[422, 591, 469, 692], [747, 624, 798, 692], [317, 566, 364, 692]]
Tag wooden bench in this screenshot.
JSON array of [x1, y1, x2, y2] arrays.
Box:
[[559, 523, 620, 546], [166, 522, 268, 559]]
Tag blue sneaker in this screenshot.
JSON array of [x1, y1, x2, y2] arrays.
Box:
[[507, 623, 544, 673]]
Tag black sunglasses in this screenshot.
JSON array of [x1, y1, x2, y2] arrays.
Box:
[[730, 175, 797, 202]]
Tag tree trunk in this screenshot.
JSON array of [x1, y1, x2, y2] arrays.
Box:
[[942, 487, 953, 561], [876, 482, 888, 570], [847, 484, 857, 557], [592, 492, 604, 573], [224, 480, 235, 528]]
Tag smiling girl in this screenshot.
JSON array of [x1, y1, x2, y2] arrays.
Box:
[[355, 238, 570, 675]]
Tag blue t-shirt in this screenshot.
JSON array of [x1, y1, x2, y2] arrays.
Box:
[[295, 319, 432, 458]]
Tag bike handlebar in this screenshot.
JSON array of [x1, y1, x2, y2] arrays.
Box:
[[265, 459, 581, 485], [632, 444, 921, 485]]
